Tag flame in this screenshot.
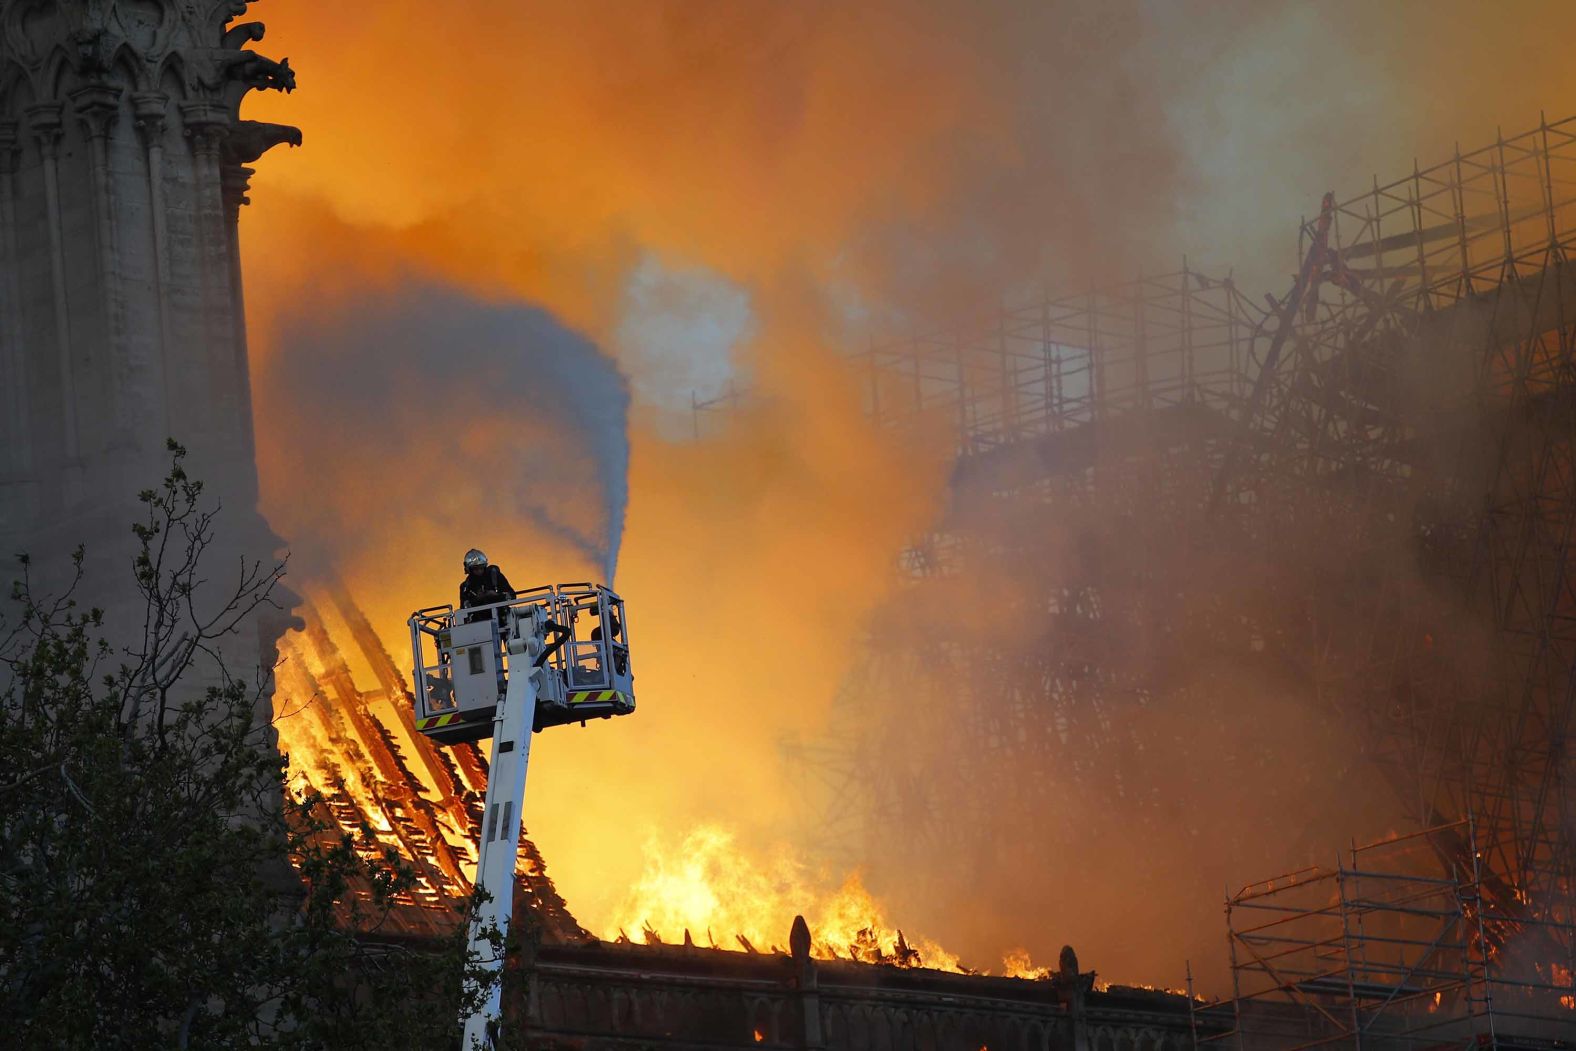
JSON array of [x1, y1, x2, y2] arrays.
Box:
[[268, 597, 1183, 989], [270, 592, 534, 929], [1554, 962, 1575, 1009], [269, 593, 973, 966], [1002, 948, 1053, 980], [607, 824, 962, 969], [266, 593, 986, 969]]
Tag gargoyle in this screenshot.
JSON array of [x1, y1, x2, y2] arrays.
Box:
[[230, 51, 295, 93], [69, 27, 110, 76], [226, 120, 303, 165], [222, 22, 266, 50], [194, 50, 295, 94]]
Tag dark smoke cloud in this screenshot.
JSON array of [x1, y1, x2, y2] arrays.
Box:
[[257, 281, 629, 599], [819, 458, 1417, 989]]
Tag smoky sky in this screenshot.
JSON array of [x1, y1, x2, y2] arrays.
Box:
[[237, 0, 1576, 995], [261, 282, 629, 587]]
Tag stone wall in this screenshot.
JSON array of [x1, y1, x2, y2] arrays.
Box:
[[505, 928, 1208, 1051]]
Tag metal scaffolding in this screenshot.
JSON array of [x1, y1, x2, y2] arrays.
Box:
[[751, 116, 1576, 1036], [1198, 820, 1576, 1049], [691, 266, 1263, 458], [776, 268, 1289, 873], [852, 267, 1261, 457], [1224, 116, 1576, 1033]]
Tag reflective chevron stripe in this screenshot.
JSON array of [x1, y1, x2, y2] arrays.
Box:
[[416, 713, 462, 730], [568, 690, 627, 705]]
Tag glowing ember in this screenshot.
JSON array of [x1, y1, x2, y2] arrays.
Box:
[[1554, 963, 1575, 1009]]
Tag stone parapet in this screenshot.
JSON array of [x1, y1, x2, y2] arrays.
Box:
[[490, 930, 1209, 1050]]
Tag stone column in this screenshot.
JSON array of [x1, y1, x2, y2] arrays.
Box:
[[1053, 945, 1093, 1051], [221, 159, 259, 496], [133, 91, 176, 439], [0, 119, 28, 493], [789, 915, 825, 1050], [24, 101, 79, 471], [180, 101, 231, 446], [72, 83, 128, 445]]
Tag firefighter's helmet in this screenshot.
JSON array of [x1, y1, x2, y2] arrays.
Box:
[[463, 548, 489, 572]]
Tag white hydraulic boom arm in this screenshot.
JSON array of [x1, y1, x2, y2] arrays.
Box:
[[461, 604, 544, 1049]]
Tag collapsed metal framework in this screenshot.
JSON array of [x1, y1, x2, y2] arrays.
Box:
[[759, 117, 1576, 1043], [1200, 115, 1576, 1047]]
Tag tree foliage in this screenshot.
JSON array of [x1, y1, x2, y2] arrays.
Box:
[[0, 443, 494, 1048]]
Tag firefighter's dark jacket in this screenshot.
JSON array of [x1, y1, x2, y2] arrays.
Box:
[[459, 565, 515, 608]]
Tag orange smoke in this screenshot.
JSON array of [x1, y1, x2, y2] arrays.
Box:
[[243, 1, 1069, 954], [239, 1, 1201, 348], [235, 0, 1576, 992]]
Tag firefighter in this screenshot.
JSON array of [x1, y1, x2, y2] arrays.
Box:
[[459, 548, 515, 613], [589, 605, 629, 676], [588, 605, 622, 643]]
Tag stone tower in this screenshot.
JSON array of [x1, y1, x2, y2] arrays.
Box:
[[0, 1, 298, 699], [0, 0, 297, 531]]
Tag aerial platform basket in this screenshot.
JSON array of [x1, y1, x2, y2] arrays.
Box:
[[407, 581, 638, 1047], [408, 583, 634, 746]]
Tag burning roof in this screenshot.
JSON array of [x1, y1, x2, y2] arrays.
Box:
[[272, 584, 586, 941]]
